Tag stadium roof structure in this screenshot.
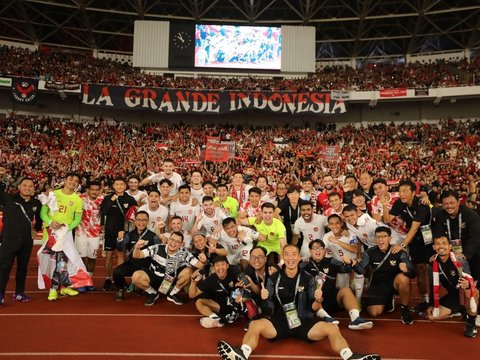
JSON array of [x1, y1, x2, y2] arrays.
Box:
[[1, 0, 480, 59]]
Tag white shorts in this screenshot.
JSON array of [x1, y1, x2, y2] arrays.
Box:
[[75, 234, 100, 259], [226, 243, 253, 266]]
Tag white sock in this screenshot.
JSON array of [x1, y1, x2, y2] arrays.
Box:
[[349, 309, 360, 321], [340, 348, 353, 360], [170, 286, 180, 295], [145, 286, 156, 294], [240, 344, 252, 358], [422, 294, 429, 303], [354, 274, 364, 302], [316, 308, 332, 318]]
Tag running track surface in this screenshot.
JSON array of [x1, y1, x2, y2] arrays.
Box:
[[0, 255, 477, 359]]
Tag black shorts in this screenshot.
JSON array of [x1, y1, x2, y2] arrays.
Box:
[[409, 241, 435, 264], [144, 269, 165, 291], [270, 316, 320, 342], [440, 293, 464, 314], [322, 290, 343, 314], [366, 279, 395, 307], [104, 234, 117, 252]]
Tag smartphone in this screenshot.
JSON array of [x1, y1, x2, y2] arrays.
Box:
[[238, 273, 250, 286]]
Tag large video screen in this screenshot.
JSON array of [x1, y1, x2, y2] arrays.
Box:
[[195, 24, 282, 70]]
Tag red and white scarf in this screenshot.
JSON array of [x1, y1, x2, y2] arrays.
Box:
[[432, 252, 477, 318]]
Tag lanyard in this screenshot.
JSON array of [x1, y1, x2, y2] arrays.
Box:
[[137, 229, 148, 242], [217, 277, 231, 294], [255, 270, 266, 284], [405, 206, 415, 219], [446, 213, 462, 241], [310, 260, 335, 280], [275, 272, 301, 306], [288, 204, 299, 224], [14, 202, 33, 226]]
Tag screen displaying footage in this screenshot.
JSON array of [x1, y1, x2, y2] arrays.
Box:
[[195, 24, 282, 70]]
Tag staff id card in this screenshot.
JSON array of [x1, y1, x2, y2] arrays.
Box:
[[420, 225, 433, 245], [159, 274, 174, 294], [283, 302, 301, 329]]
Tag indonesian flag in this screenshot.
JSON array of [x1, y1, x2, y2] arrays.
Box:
[[157, 143, 169, 151], [37, 229, 93, 289]]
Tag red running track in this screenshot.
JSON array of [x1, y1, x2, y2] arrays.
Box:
[[0, 255, 477, 359]]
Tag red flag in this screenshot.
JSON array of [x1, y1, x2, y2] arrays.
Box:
[[205, 142, 229, 162], [157, 143, 169, 151]]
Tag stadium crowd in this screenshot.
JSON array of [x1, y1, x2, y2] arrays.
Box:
[[0, 113, 479, 206], [1, 45, 480, 90], [1, 110, 480, 360]]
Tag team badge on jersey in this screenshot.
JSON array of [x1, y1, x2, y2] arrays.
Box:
[[297, 285, 305, 293], [69, 201, 74, 206], [313, 227, 318, 232], [123, 203, 128, 208], [323, 268, 329, 274], [450, 270, 457, 277], [389, 260, 397, 266]]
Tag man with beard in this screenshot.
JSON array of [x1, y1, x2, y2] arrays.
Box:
[[426, 236, 478, 338], [217, 244, 380, 360], [137, 189, 168, 236], [142, 158, 184, 195], [191, 196, 226, 240], [291, 202, 328, 258], [317, 174, 343, 214]]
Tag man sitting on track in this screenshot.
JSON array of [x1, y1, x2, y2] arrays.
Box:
[[426, 236, 478, 338], [131, 231, 202, 306], [217, 244, 381, 360], [189, 255, 243, 328]]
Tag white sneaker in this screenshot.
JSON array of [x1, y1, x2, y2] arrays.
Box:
[[200, 316, 224, 328], [476, 314, 480, 327]]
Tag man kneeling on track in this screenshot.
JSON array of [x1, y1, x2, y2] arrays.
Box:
[[217, 244, 381, 360], [426, 236, 478, 338], [131, 231, 203, 306]]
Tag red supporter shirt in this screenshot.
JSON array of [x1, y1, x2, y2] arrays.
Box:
[[76, 193, 104, 238]]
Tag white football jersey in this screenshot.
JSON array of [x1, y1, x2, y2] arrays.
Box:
[[169, 199, 200, 232], [138, 204, 169, 232], [346, 213, 378, 248], [322, 230, 359, 261]]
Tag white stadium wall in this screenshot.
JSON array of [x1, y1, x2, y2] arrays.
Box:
[[133, 20, 170, 68], [281, 26, 316, 73]]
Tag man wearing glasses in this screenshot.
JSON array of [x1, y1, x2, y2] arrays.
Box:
[[113, 211, 161, 301], [132, 231, 202, 306], [343, 226, 415, 325]]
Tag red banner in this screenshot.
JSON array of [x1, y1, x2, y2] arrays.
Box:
[[319, 145, 341, 161], [205, 142, 230, 162], [379, 88, 407, 97]]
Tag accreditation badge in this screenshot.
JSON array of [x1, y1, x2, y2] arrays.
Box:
[[283, 302, 301, 329], [159, 274, 174, 294], [420, 225, 433, 245]]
